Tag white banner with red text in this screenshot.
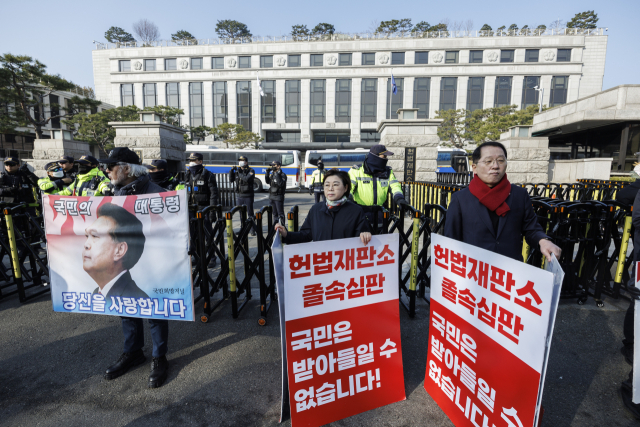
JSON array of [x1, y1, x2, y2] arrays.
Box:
[[283, 233, 405, 426], [425, 234, 562, 427]]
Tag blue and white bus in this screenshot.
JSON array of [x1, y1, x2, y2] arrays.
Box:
[[185, 146, 301, 192], [437, 147, 470, 173], [303, 149, 369, 187]]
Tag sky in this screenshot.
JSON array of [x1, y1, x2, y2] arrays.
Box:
[[1, 0, 637, 92]]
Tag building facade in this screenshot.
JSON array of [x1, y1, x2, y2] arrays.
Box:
[[92, 30, 608, 147]]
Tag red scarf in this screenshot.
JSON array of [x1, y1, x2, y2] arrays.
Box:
[[468, 174, 511, 217]]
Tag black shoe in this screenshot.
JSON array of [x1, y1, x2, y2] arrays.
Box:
[[620, 386, 640, 419], [149, 355, 168, 388], [250, 230, 257, 237], [208, 257, 217, 268], [622, 346, 634, 366], [104, 350, 146, 380]]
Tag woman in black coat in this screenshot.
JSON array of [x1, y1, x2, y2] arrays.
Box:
[[275, 169, 372, 245]]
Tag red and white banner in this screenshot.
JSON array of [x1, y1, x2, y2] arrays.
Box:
[[283, 234, 405, 426], [425, 234, 562, 427]]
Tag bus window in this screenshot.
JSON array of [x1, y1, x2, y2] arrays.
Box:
[[265, 153, 281, 165], [212, 152, 237, 165], [321, 154, 339, 166], [339, 153, 366, 165], [245, 153, 265, 165], [281, 154, 294, 166], [308, 152, 321, 166]]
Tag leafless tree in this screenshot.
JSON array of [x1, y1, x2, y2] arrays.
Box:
[[463, 20, 474, 34], [368, 20, 380, 34], [133, 19, 160, 45], [549, 18, 564, 31], [450, 20, 464, 32]]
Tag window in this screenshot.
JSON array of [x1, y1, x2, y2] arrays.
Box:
[[361, 131, 380, 143], [308, 152, 344, 166], [212, 57, 224, 69], [266, 132, 301, 143], [445, 51, 459, 64], [189, 82, 204, 127], [236, 81, 252, 130], [209, 152, 236, 165], [387, 78, 404, 119], [191, 58, 203, 70], [212, 82, 227, 126], [49, 95, 60, 128], [285, 80, 301, 123], [119, 60, 131, 72], [261, 80, 275, 123], [288, 55, 301, 67], [500, 50, 514, 63], [494, 77, 513, 107], [313, 132, 350, 143], [557, 49, 571, 62], [415, 51, 429, 64], [362, 53, 375, 65], [260, 55, 273, 68], [521, 76, 541, 109], [120, 84, 134, 106], [165, 58, 177, 70], [143, 83, 157, 107], [525, 49, 539, 63], [550, 76, 569, 107], [310, 80, 326, 122], [413, 77, 430, 118], [469, 50, 483, 63], [166, 83, 180, 123], [439, 77, 458, 111], [340, 153, 367, 164], [335, 79, 351, 123], [391, 52, 405, 65], [466, 77, 484, 112], [310, 54, 323, 67], [361, 79, 377, 123], [238, 56, 251, 68], [339, 53, 352, 66], [144, 59, 156, 71]]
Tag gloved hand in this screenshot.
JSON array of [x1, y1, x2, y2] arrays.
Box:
[[20, 163, 30, 172], [397, 198, 410, 208], [2, 187, 17, 197], [309, 187, 313, 196]]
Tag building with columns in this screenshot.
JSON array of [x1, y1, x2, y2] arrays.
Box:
[[92, 29, 608, 148]]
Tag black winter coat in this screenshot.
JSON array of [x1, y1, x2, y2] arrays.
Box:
[[283, 200, 370, 244], [113, 174, 166, 196], [616, 179, 640, 206], [0, 168, 39, 203], [265, 169, 287, 201], [185, 167, 219, 207], [229, 167, 255, 195]]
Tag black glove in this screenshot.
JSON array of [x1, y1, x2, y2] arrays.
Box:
[[397, 198, 410, 208], [309, 187, 313, 195], [20, 163, 30, 172], [1, 187, 17, 197]]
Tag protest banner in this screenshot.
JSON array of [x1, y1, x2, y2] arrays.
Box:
[[43, 190, 194, 321], [282, 234, 405, 427], [425, 234, 562, 427], [634, 262, 640, 404]]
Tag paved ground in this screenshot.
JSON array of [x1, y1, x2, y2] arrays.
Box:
[[1, 191, 638, 427]]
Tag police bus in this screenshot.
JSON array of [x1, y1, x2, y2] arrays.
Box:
[[185, 146, 301, 192], [437, 147, 470, 173], [303, 149, 369, 187]]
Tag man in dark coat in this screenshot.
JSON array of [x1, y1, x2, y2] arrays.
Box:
[[58, 155, 77, 181], [0, 156, 39, 204], [444, 141, 561, 262], [265, 160, 287, 226], [616, 178, 640, 206], [148, 159, 183, 191], [229, 155, 257, 236], [98, 147, 170, 389]]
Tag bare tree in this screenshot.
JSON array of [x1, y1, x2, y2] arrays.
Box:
[[133, 19, 160, 45], [450, 20, 463, 32], [549, 18, 564, 32], [367, 20, 380, 34], [463, 19, 474, 34]]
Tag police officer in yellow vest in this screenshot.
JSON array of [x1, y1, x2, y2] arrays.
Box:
[[38, 162, 73, 195], [348, 144, 409, 224], [309, 160, 326, 203], [59, 155, 110, 196]]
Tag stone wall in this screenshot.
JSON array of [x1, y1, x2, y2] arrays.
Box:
[[498, 137, 550, 183], [549, 158, 613, 182], [31, 138, 92, 177], [111, 121, 186, 168]]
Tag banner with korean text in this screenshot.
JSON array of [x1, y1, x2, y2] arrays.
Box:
[[425, 234, 562, 427], [283, 234, 405, 426], [43, 190, 194, 321]]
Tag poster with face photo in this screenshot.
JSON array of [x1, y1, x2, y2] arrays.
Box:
[[43, 190, 194, 321]]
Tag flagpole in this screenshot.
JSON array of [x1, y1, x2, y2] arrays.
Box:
[[388, 75, 392, 120]]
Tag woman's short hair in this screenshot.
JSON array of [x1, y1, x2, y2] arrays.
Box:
[[323, 169, 351, 194]]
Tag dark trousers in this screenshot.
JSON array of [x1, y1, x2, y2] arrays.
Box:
[[270, 199, 285, 224], [121, 317, 169, 358], [237, 195, 257, 232], [624, 299, 635, 350], [188, 210, 216, 261], [314, 192, 325, 203]]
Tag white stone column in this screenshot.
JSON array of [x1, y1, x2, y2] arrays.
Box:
[[429, 77, 441, 119], [457, 76, 469, 111], [203, 81, 214, 128], [227, 81, 237, 125], [484, 76, 496, 109], [377, 77, 387, 121], [326, 79, 336, 124], [276, 80, 286, 124], [252, 79, 261, 134], [180, 82, 190, 127], [404, 77, 414, 110], [301, 79, 310, 142], [351, 77, 362, 128], [301, 54, 310, 67], [406, 51, 415, 65], [512, 76, 525, 109], [540, 75, 553, 108], [134, 83, 144, 110], [157, 82, 167, 106], [567, 75, 581, 103]]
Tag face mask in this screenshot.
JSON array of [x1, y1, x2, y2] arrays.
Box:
[[51, 170, 64, 178], [366, 153, 388, 174], [78, 165, 92, 174], [188, 161, 198, 167], [239, 161, 247, 167], [634, 165, 640, 176], [318, 164, 324, 170], [149, 170, 168, 182], [188, 164, 204, 173]]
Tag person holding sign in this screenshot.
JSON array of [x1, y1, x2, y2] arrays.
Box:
[[444, 141, 561, 262], [275, 169, 371, 245]]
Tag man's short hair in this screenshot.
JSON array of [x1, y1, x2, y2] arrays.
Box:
[[97, 203, 145, 270], [472, 141, 508, 165]]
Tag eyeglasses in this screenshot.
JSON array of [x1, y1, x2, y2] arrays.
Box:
[[58, 161, 69, 165], [106, 162, 126, 171], [479, 158, 507, 166], [5, 162, 17, 167]]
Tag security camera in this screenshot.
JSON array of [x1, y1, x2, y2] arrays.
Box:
[[533, 86, 539, 90]]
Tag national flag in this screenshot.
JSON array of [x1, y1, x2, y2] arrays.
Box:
[[391, 74, 397, 95], [257, 75, 264, 97]]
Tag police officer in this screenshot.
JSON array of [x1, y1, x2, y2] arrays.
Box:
[[309, 160, 326, 203], [185, 153, 219, 266], [0, 156, 39, 205], [59, 155, 110, 197], [58, 155, 77, 181], [148, 160, 182, 190], [38, 162, 73, 195], [229, 155, 257, 236], [265, 160, 287, 226], [348, 145, 409, 226]]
